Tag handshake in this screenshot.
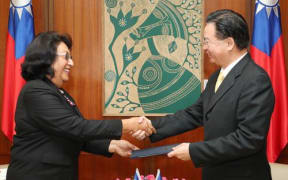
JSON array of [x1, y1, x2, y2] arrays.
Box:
[[122, 116, 156, 140]]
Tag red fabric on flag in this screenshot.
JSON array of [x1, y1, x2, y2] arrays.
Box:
[[1, 1, 34, 141], [251, 1, 288, 162], [1, 34, 25, 141]]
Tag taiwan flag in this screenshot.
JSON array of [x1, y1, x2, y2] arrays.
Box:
[[251, 0, 288, 162], [1, 0, 34, 141]]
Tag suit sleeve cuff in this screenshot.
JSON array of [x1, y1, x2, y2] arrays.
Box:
[[189, 142, 204, 168]]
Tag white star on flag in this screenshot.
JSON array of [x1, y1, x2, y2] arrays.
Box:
[[10, 0, 33, 20], [255, 0, 279, 18]]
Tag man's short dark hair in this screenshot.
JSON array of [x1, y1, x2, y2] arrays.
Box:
[[206, 9, 249, 50], [21, 31, 72, 81]]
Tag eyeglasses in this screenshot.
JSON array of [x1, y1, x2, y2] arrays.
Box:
[[202, 37, 227, 47], [56, 52, 72, 61]]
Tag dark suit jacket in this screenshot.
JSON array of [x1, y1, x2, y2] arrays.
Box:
[[6, 78, 122, 180], [150, 54, 275, 180]]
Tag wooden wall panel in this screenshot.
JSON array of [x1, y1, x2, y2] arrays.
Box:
[[281, 0, 288, 78], [277, 0, 288, 164], [0, 0, 288, 179]]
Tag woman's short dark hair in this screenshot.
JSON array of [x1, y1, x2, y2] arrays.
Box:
[[206, 9, 249, 50], [21, 31, 72, 81]]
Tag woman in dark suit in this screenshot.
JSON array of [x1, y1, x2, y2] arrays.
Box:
[[6, 32, 155, 180]]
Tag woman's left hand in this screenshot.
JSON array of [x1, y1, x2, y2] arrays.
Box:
[[108, 140, 139, 157]]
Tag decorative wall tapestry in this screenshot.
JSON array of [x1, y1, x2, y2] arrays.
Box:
[[103, 0, 203, 116]]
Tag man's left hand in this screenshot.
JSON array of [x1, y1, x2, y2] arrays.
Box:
[[167, 143, 191, 161]]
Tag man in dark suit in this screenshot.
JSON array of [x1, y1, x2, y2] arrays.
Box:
[[134, 9, 275, 180]]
